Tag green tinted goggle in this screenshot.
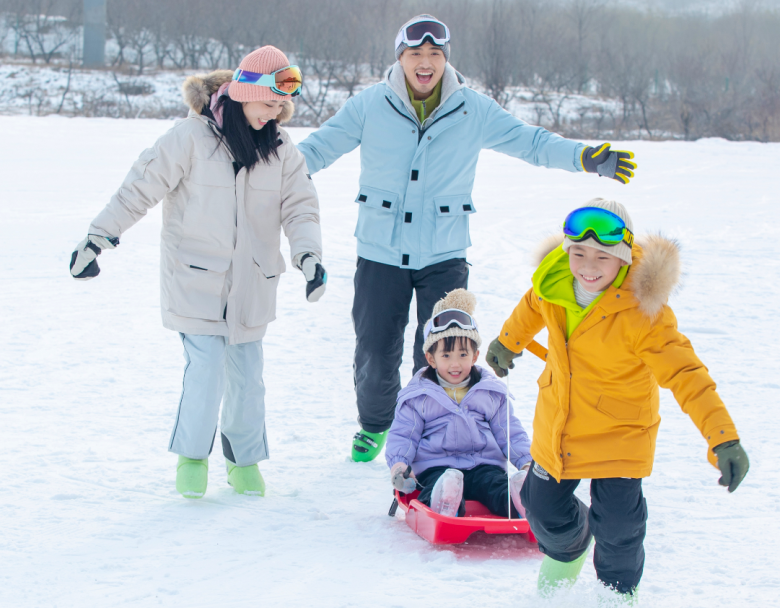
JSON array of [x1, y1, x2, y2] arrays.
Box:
[[563, 207, 634, 248]]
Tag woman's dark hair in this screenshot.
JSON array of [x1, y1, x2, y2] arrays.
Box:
[[208, 95, 281, 171], [423, 336, 481, 387]]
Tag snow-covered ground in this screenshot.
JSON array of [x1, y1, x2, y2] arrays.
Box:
[[0, 116, 778, 607]]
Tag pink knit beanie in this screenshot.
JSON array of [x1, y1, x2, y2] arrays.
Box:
[[228, 45, 293, 102]]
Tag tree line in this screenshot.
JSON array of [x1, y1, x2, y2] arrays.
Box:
[[1, 0, 779, 141]]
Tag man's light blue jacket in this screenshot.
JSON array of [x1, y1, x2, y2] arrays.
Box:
[[298, 63, 586, 270]]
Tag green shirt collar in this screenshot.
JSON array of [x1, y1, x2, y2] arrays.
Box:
[[406, 79, 442, 124]]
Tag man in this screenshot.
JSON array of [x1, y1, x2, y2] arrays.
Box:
[[297, 15, 637, 462]]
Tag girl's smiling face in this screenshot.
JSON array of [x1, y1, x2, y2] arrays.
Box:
[[241, 99, 285, 130], [568, 243, 626, 293], [425, 338, 479, 384]]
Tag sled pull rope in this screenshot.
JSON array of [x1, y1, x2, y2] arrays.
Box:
[[506, 373, 511, 520]]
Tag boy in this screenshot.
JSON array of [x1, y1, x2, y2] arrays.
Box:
[[486, 199, 749, 600]]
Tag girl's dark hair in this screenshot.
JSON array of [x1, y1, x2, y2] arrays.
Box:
[[209, 95, 281, 171], [423, 336, 481, 387]]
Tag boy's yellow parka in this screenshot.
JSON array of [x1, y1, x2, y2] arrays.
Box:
[[499, 234, 739, 482]]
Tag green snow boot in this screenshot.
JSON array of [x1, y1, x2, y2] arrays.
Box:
[[351, 429, 388, 462], [538, 543, 592, 596], [176, 456, 208, 499], [226, 461, 265, 496]]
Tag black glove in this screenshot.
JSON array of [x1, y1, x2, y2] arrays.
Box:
[[299, 253, 327, 302], [581, 143, 637, 184], [486, 337, 520, 378], [69, 235, 119, 280], [712, 440, 749, 493]]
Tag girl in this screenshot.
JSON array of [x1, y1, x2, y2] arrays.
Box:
[[486, 199, 749, 600], [69, 46, 327, 499], [385, 289, 531, 518]]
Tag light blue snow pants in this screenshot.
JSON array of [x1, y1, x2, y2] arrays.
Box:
[[168, 333, 268, 466]]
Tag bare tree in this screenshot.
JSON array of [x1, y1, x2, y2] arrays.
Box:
[[477, 0, 520, 107], [5, 0, 81, 63], [565, 0, 606, 94]]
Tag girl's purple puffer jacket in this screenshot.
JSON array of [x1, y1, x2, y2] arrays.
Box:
[[385, 366, 532, 476]]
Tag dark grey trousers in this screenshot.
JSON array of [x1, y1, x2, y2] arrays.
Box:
[[352, 256, 469, 433], [416, 464, 519, 518], [520, 462, 647, 594]]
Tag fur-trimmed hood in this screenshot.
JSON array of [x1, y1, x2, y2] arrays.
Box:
[[181, 70, 295, 124], [532, 233, 681, 318]]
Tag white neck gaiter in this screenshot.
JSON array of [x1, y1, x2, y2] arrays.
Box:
[[573, 278, 603, 309], [436, 372, 471, 390]]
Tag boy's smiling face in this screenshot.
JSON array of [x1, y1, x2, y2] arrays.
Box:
[[568, 243, 626, 293], [425, 339, 479, 384]]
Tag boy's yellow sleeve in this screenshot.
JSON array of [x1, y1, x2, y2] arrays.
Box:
[[635, 306, 739, 467], [498, 288, 546, 354]]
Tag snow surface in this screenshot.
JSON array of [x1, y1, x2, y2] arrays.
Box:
[[0, 116, 778, 607]]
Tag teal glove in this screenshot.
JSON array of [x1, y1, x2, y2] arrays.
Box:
[[486, 338, 520, 378], [712, 440, 749, 493], [581, 143, 636, 184]]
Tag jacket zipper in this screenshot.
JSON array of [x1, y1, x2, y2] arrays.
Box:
[[385, 96, 466, 144]]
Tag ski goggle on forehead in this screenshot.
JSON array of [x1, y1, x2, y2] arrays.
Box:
[[563, 207, 635, 248], [394, 19, 450, 50], [423, 309, 477, 341], [232, 65, 302, 96]]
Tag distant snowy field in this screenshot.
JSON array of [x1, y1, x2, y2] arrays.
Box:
[[0, 116, 778, 607]]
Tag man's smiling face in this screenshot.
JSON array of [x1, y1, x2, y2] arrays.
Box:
[[399, 41, 446, 100]]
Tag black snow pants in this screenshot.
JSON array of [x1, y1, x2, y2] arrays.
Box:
[[352, 256, 469, 433], [416, 465, 519, 518], [520, 462, 647, 594]]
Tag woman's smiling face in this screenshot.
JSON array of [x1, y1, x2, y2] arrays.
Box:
[[241, 99, 285, 130]]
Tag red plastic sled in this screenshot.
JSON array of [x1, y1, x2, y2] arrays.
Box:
[[392, 490, 537, 545]]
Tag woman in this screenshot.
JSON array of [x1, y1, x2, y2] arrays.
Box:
[[69, 46, 327, 499]]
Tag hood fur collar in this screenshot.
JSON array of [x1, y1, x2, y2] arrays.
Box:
[[532, 233, 681, 318], [181, 70, 294, 124]]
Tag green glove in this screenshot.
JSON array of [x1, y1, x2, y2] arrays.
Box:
[[712, 440, 749, 493], [486, 338, 520, 378], [581, 143, 636, 184]]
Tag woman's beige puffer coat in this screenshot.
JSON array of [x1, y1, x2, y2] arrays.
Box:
[[89, 71, 321, 344]]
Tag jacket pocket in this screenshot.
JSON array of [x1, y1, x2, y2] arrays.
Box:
[[167, 242, 232, 321], [251, 243, 286, 279], [596, 395, 642, 421], [354, 186, 399, 247], [432, 195, 475, 254], [241, 256, 280, 328], [189, 158, 236, 188], [537, 368, 553, 388], [248, 162, 283, 191], [127, 147, 158, 182]]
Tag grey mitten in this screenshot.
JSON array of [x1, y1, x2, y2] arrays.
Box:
[[299, 253, 327, 302], [390, 462, 417, 494], [69, 234, 119, 280], [713, 440, 749, 493], [486, 337, 520, 378]]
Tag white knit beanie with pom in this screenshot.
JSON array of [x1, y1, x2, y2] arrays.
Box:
[[562, 198, 635, 266], [422, 288, 482, 354]]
